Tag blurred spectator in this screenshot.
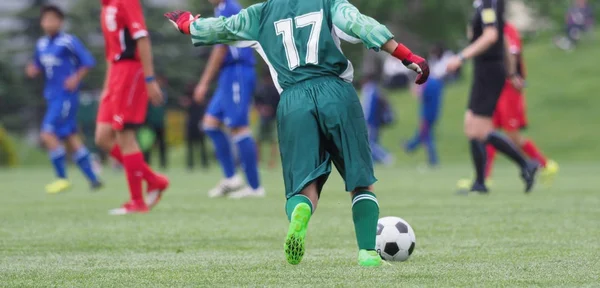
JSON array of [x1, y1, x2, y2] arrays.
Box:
[[404, 43, 449, 168], [143, 76, 168, 169], [254, 71, 280, 168], [180, 82, 209, 170], [555, 0, 595, 51], [361, 74, 395, 166]]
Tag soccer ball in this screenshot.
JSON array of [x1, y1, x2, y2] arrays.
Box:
[[376, 216, 416, 261]]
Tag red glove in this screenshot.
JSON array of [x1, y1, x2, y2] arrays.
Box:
[[164, 10, 196, 34], [392, 44, 430, 85]]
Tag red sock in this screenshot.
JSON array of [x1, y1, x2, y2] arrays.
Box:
[[521, 140, 547, 167], [485, 144, 496, 179], [142, 162, 159, 184], [110, 145, 123, 164], [122, 152, 146, 203]]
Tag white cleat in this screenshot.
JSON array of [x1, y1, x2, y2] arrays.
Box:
[[228, 186, 266, 199], [208, 175, 245, 198]]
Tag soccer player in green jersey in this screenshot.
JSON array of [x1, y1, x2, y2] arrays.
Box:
[[165, 0, 429, 267]]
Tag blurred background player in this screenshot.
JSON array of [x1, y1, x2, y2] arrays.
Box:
[[555, 0, 594, 51], [96, 0, 169, 215], [193, 0, 264, 199], [483, 22, 559, 183], [26, 5, 101, 193], [180, 82, 209, 171], [165, 0, 429, 267], [254, 71, 280, 169], [143, 75, 169, 170], [447, 0, 538, 194], [404, 43, 450, 168], [361, 74, 394, 166]]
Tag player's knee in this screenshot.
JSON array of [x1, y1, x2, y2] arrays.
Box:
[[202, 115, 221, 131], [230, 126, 251, 136], [65, 135, 83, 151], [40, 132, 59, 149], [94, 132, 109, 150]]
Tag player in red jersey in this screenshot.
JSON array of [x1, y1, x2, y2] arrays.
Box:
[[96, 0, 169, 215], [485, 22, 558, 183]]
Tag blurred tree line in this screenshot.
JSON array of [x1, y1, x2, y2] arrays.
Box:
[[0, 0, 590, 134]]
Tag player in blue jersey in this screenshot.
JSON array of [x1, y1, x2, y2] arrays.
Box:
[[361, 76, 394, 166], [26, 5, 101, 194], [404, 44, 449, 168], [193, 0, 264, 199]]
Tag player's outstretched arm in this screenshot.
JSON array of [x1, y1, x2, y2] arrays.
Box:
[[165, 3, 263, 46], [330, 0, 429, 84]]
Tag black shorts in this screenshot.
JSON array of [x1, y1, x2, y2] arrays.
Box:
[[468, 61, 506, 117]]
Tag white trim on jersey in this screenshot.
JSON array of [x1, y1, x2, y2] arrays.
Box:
[[231, 40, 284, 94], [331, 27, 354, 83], [333, 26, 361, 44], [119, 29, 126, 54], [132, 30, 149, 40]]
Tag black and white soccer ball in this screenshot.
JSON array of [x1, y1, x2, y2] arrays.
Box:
[[376, 216, 416, 261]]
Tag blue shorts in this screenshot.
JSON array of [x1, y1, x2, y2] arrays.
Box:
[[206, 65, 256, 128], [42, 96, 78, 139]]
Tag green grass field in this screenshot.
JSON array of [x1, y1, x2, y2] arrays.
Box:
[[2, 31, 600, 287], [0, 165, 599, 287]]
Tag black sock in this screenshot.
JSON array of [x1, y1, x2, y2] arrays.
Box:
[[486, 131, 527, 168], [470, 139, 487, 185]]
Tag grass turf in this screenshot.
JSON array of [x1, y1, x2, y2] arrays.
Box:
[[1, 164, 599, 287]]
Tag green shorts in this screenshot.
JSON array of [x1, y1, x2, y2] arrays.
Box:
[[277, 77, 377, 199]]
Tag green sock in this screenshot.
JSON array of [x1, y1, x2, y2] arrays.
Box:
[[351, 191, 379, 250], [286, 195, 313, 221]]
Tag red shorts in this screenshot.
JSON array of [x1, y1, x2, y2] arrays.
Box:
[[97, 61, 148, 131], [493, 81, 528, 131]]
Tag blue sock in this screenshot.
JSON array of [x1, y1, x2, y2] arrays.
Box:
[[234, 132, 260, 189], [424, 132, 439, 166], [405, 129, 422, 152], [73, 147, 99, 184], [370, 142, 390, 164], [49, 146, 67, 179], [205, 127, 236, 178]]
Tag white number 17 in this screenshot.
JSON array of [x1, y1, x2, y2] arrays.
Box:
[[274, 10, 323, 70]]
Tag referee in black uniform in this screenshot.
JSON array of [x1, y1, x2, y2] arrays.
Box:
[[447, 0, 538, 193]]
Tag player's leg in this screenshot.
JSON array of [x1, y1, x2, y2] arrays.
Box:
[[484, 95, 507, 181], [107, 63, 168, 214], [65, 134, 102, 189], [404, 119, 424, 153], [511, 92, 558, 182], [368, 124, 393, 166], [279, 85, 331, 265], [61, 96, 102, 190], [317, 79, 380, 266], [203, 92, 243, 197], [227, 72, 263, 198], [485, 144, 496, 179], [40, 102, 70, 194], [95, 94, 122, 164], [422, 120, 439, 167], [466, 67, 536, 193], [156, 127, 167, 169]]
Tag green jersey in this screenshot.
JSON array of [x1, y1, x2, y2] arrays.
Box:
[[190, 0, 393, 93]]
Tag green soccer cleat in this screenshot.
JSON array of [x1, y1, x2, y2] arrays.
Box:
[[284, 203, 311, 265], [358, 249, 383, 267]]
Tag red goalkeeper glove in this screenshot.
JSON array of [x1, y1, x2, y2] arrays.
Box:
[[392, 44, 430, 85], [164, 10, 196, 34]]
